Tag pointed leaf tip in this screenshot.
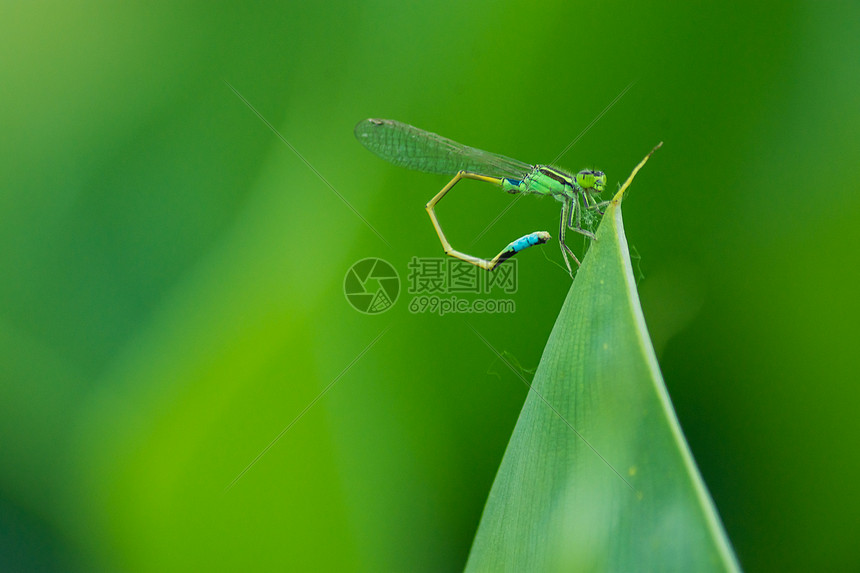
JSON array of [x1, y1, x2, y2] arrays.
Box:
[[611, 142, 664, 204]]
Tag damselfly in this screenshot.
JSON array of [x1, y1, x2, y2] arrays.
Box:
[[354, 118, 608, 275]]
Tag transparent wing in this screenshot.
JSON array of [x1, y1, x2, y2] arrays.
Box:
[[354, 118, 532, 180]]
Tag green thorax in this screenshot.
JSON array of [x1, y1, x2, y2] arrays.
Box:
[[501, 165, 576, 199], [500, 166, 607, 201]]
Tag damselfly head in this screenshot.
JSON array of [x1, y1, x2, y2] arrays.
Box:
[[575, 170, 606, 193]]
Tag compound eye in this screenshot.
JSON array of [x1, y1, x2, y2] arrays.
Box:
[[576, 170, 605, 191]]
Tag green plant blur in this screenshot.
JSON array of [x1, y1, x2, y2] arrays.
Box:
[[1, 2, 858, 571]]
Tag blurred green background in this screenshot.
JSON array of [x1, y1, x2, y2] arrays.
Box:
[[1, 1, 858, 571]]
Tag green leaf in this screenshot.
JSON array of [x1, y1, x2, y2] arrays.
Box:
[[465, 147, 740, 572]]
